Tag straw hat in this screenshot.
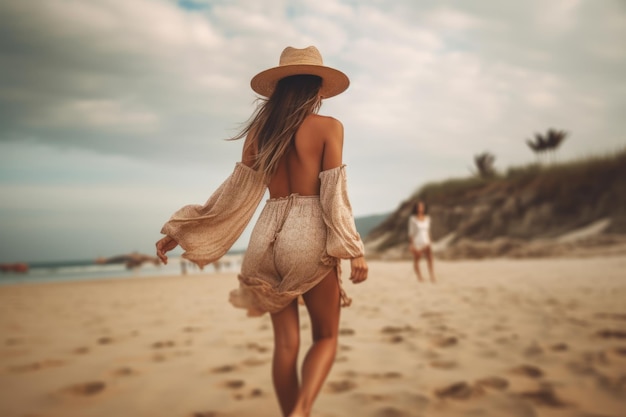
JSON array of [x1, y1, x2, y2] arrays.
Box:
[[250, 46, 349, 98]]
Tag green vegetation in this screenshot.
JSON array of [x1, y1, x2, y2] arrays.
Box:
[[412, 147, 626, 208], [368, 147, 626, 253]]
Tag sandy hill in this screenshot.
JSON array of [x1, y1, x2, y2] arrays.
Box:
[[365, 149, 626, 259]]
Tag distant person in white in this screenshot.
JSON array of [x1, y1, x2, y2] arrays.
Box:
[[408, 201, 436, 283]]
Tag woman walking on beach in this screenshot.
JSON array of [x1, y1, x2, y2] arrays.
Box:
[[155, 46, 368, 417], [408, 201, 436, 283]]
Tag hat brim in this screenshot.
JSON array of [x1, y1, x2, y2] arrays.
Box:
[[250, 64, 349, 99]]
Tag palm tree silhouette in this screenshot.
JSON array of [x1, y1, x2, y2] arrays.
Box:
[[526, 128, 568, 164], [474, 152, 496, 178]]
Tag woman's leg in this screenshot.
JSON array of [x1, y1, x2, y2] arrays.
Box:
[[412, 250, 424, 282], [425, 246, 436, 282], [289, 269, 341, 417], [270, 300, 301, 417]]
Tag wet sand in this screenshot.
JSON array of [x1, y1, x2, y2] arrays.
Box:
[[1, 257, 625, 417]]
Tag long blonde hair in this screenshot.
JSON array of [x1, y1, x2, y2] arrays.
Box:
[[232, 74, 323, 178]]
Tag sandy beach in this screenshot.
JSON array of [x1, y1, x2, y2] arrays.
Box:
[[1, 257, 625, 417]]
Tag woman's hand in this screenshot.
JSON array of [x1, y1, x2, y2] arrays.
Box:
[[349, 256, 368, 284], [156, 235, 178, 265]]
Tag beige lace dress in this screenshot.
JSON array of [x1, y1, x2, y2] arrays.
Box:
[[161, 162, 364, 316]]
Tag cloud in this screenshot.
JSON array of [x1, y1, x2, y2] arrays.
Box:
[[1, 0, 624, 166]]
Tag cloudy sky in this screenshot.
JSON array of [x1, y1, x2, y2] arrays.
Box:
[[0, 0, 624, 262]]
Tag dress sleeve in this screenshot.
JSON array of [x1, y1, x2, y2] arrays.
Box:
[[319, 165, 365, 259], [160, 162, 267, 268]]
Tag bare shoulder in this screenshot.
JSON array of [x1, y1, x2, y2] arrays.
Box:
[[306, 115, 344, 170], [302, 114, 343, 145], [302, 114, 341, 130]]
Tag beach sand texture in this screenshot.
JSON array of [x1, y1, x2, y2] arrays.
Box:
[[1, 257, 625, 417]]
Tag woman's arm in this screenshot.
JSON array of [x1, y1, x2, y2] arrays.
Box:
[[319, 118, 367, 284], [156, 135, 258, 265], [158, 162, 266, 268]]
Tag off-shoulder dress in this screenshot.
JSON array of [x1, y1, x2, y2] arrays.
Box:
[[161, 163, 364, 316]]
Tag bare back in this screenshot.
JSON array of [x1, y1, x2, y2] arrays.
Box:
[[242, 114, 344, 198]]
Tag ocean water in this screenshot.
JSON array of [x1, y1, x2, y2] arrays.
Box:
[[0, 256, 243, 286]]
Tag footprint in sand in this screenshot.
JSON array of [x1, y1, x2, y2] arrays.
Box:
[[245, 342, 269, 353], [492, 323, 509, 332], [191, 412, 223, 417], [222, 379, 245, 389], [421, 311, 445, 319], [581, 350, 610, 366], [338, 370, 403, 382], [376, 371, 403, 379], [611, 346, 626, 358], [429, 360, 458, 370], [567, 359, 597, 376], [152, 340, 176, 349], [510, 364, 544, 378], [374, 406, 412, 417], [210, 364, 237, 374], [241, 357, 269, 367], [596, 373, 626, 395], [8, 359, 65, 373], [234, 387, 265, 400], [434, 381, 484, 400], [353, 393, 392, 403], [339, 328, 355, 336], [516, 385, 567, 408], [64, 381, 106, 396], [381, 325, 416, 334], [430, 335, 458, 348], [216, 378, 264, 401], [595, 329, 626, 339], [97, 336, 114, 345], [73, 346, 90, 355], [523, 342, 544, 357], [113, 366, 136, 377], [5, 337, 24, 346], [250, 388, 263, 397], [326, 379, 357, 393], [380, 325, 416, 344], [550, 342, 568, 352], [475, 376, 509, 390], [183, 326, 203, 333]]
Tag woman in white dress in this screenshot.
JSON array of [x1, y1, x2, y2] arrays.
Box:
[[408, 201, 436, 283]]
